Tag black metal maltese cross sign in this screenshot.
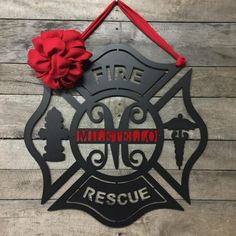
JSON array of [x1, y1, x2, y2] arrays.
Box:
[[24, 44, 208, 227]]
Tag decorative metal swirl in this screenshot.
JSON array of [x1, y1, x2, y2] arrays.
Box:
[[87, 148, 108, 170], [85, 103, 113, 169], [129, 150, 148, 169], [129, 104, 147, 124], [120, 103, 148, 169], [87, 102, 106, 123]]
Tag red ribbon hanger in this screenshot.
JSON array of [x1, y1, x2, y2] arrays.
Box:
[[82, 0, 186, 67], [28, 0, 186, 90]]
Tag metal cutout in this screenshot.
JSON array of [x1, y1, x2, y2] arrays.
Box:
[[38, 107, 69, 162], [163, 114, 198, 170], [24, 44, 208, 228]]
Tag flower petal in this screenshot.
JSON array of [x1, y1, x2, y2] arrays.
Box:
[[62, 30, 84, 49], [49, 54, 70, 78], [41, 30, 63, 40], [62, 30, 82, 43], [65, 48, 84, 60], [29, 29, 91, 90], [32, 36, 44, 53], [41, 74, 61, 89], [28, 49, 50, 73], [65, 48, 92, 61], [68, 63, 83, 78], [67, 40, 85, 49], [43, 38, 66, 57], [77, 50, 92, 61], [60, 77, 76, 89], [36, 71, 47, 78]]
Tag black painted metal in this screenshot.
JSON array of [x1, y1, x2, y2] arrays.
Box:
[[24, 44, 208, 228], [38, 107, 69, 162], [164, 114, 198, 170]]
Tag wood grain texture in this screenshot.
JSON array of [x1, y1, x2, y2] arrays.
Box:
[[0, 140, 235, 170], [0, 95, 235, 140], [0, 0, 235, 234], [1, 65, 236, 97], [0, 20, 236, 66], [0, 170, 235, 200], [1, 0, 236, 22], [0, 200, 235, 236]]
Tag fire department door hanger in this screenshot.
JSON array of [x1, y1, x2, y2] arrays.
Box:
[[24, 0, 208, 228]]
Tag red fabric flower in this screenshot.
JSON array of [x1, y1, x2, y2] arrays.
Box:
[[28, 30, 92, 89]]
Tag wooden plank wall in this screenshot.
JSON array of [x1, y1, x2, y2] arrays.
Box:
[[0, 0, 235, 235]]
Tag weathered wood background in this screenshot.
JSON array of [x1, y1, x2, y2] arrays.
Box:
[[0, 0, 236, 235]]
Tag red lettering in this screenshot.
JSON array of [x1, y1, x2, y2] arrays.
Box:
[[92, 130, 97, 142], [117, 131, 123, 142], [123, 130, 132, 142], [141, 130, 149, 143], [154, 130, 158, 142], [76, 129, 159, 143], [76, 130, 87, 142], [148, 131, 155, 142], [98, 130, 105, 142], [87, 130, 92, 142], [133, 130, 141, 142]]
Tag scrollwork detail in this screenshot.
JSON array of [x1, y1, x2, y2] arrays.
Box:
[[128, 150, 148, 169], [85, 103, 113, 169], [87, 103, 106, 123], [129, 104, 147, 124], [86, 148, 107, 170]]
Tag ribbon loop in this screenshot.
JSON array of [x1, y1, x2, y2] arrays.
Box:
[[176, 56, 186, 67], [82, 0, 186, 67]]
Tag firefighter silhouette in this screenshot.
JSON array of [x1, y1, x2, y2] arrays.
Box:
[[38, 107, 69, 162]]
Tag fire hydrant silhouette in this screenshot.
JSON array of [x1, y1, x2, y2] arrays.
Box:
[[38, 107, 69, 162]]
